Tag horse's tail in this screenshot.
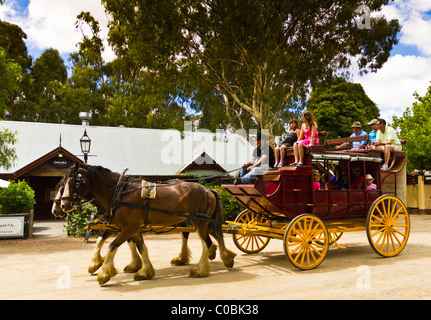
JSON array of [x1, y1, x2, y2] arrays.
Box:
[[209, 189, 236, 268], [209, 189, 224, 228]]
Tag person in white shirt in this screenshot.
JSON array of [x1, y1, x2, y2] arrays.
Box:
[[370, 118, 401, 171]]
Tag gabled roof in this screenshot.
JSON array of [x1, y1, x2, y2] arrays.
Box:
[[10, 146, 82, 179], [177, 152, 227, 175], [0, 121, 252, 177]]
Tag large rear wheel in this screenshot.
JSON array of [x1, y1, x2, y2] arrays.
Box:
[[366, 195, 410, 257]]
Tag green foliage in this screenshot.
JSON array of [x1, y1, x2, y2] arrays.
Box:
[[186, 174, 245, 221], [0, 128, 17, 170], [1, 3, 399, 138], [307, 77, 380, 139], [392, 84, 431, 172], [0, 180, 35, 214], [102, 0, 398, 135], [210, 185, 245, 222], [65, 204, 97, 237], [0, 49, 22, 114]]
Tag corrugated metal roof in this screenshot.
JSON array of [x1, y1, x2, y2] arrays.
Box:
[[0, 121, 253, 176]]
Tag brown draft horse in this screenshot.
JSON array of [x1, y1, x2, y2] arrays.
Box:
[[51, 179, 146, 276], [52, 177, 201, 276], [60, 163, 236, 285]]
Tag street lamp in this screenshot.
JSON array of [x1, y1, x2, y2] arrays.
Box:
[[80, 129, 91, 163]]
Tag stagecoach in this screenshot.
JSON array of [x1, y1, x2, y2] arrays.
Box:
[[62, 133, 409, 284], [221, 133, 409, 269]]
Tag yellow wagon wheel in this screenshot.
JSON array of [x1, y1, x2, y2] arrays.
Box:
[[283, 214, 329, 270], [366, 195, 410, 257], [232, 209, 270, 254]]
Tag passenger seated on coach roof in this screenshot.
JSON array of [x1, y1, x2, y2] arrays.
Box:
[[274, 119, 300, 168], [240, 132, 275, 184], [335, 121, 368, 151], [370, 118, 402, 171], [367, 119, 378, 145], [291, 110, 319, 167]]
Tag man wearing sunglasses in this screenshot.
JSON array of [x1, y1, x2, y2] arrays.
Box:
[[371, 118, 402, 171]]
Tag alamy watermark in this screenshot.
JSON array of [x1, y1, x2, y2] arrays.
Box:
[[356, 265, 371, 289], [160, 121, 268, 166], [56, 265, 71, 289], [355, 5, 371, 30]]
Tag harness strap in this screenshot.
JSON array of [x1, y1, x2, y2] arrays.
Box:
[[107, 168, 129, 219], [115, 200, 221, 225]]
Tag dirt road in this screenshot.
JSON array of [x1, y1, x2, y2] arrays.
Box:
[[1, 214, 431, 300]]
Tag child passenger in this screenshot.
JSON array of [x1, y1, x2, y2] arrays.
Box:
[[274, 119, 300, 167], [365, 174, 377, 190], [313, 171, 321, 190]]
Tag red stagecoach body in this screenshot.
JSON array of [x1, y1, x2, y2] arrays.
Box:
[[222, 138, 407, 223]]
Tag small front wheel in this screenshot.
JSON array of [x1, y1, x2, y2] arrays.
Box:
[[232, 210, 270, 254], [283, 214, 329, 270]]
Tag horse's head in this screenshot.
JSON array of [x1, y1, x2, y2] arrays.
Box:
[[51, 179, 66, 218], [60, 162, 91, 213]]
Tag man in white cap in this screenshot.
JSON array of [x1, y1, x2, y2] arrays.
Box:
[[371, 118, 402, 171], [335, 121, 368, 151]]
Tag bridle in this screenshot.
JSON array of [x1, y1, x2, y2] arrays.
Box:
[[61, 171, 88, 207]]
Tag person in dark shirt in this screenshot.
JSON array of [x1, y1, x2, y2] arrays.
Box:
[[330, 165, 347, 190], [274, 119, 300, 167], [240, 132, 275, 184]]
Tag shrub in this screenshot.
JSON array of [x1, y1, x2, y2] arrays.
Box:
[[65, 203, 98, 237], [0, 180, 35, 214], [210, 185, 245, 222]]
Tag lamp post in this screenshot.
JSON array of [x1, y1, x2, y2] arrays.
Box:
[[80, 129, 91, 163]]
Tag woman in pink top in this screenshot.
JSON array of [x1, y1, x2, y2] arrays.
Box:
[[292, 110, 319, 166]]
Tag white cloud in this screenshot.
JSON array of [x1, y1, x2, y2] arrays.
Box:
[[349, 0, 431, 122], [381, 0, 431, 57], [0, 0, 115, 62], [354, 55, 431, 121]]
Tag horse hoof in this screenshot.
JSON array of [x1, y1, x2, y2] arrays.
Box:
[[189, 266, 210, 278], [124, 264, 142, 273], [88, 263, 102, 275], [134, 274, 151, 281], [134, 267, 155, 281], [97, 273, 111, 285], [208, 244, 218, 261], [170, 257, 189, 266], [222, 250, 236, 269]]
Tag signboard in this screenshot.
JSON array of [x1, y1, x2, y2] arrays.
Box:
[[48, 156, 72, 169], [0, 215, 25, 239]]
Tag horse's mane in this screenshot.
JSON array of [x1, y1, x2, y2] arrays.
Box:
[[79, 164, 115, 182]]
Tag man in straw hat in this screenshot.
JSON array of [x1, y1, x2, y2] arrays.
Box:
[[335, 121, 368, 151]]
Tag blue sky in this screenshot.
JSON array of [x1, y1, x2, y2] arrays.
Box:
[[1, 0, 431, 124]]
